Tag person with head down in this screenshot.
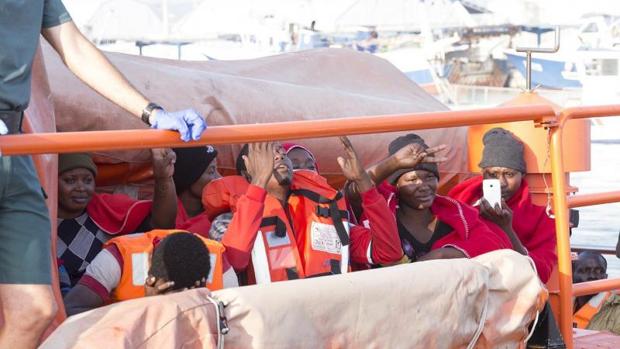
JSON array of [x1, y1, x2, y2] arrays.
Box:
[[219, 137, 403, 284], [63, 231, 230, 315], [448, 127, 557, 283], [348, 133, 512, 263]]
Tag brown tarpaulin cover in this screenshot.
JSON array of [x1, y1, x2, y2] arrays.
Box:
[[42, 250, 546, 349], [43, 44, 467, 188]]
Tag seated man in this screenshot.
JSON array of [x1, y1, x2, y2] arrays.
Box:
[[448, 128, 557, 282], [173, 145, 221, 235], [572, 251, 615, 330], [349, 134, 511, 262], [199, 142, 319, 243], [222, 137, 403, 284], [57, 150, 178, 290], [64, 230, 237, 315]]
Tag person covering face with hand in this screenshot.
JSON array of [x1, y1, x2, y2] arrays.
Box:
[[221, 137, 402, 284], [349, 133, 511, 263]]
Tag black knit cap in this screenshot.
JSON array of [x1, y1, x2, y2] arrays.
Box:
[[173, 146, 218, 194], [387, 134, 439, 184], [478, 127, 526, 173]]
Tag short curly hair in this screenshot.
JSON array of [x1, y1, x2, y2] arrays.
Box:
[[149, 232, 211, 291]]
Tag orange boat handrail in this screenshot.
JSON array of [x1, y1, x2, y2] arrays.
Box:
[[573, 278, 620, 297], [551, 104, 620, 348], [0, 105, 555, 155], [568, 191, 620, 208]]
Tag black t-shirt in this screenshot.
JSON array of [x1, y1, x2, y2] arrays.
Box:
[[397, 217, 452, 262]]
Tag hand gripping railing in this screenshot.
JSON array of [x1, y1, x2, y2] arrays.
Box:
[[550, 104, 620, 348]]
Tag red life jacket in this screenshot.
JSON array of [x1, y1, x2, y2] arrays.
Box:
[[248, 170, 351, 284]]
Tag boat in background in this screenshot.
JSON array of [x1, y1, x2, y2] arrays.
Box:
[[505, 15, 620, 90]]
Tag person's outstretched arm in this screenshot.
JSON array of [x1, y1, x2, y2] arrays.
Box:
[[41, 21, 206, 141], [150, 149, 177, 229], [337, 137, 403, 265]]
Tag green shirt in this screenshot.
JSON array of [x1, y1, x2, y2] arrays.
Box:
[[0, 0, 71, 111]]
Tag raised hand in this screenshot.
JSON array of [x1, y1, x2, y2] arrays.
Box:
[[243, 142, 276, 188], [151, 109, 207, 142], [337, 136, 373, 193], [151, 148, 176, 180], [392, 143, 448, 169]]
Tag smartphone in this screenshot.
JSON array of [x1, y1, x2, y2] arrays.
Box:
[[482, 179, 502, 209]]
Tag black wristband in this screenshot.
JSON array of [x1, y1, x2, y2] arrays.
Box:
[[141, 102, 163, 126]]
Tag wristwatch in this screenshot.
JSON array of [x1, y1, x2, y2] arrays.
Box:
[[141, 102, 163, 126]]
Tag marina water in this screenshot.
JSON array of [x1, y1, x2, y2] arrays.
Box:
[[571, 141, 620, 278]]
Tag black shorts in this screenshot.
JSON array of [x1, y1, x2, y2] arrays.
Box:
[[0, 155, 52, 284]]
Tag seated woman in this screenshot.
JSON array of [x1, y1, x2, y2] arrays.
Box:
[[349, 133, 512, 262], [57, 150, 177, 291], [447, 128, 556, 282], [173, 146, 221, 236]]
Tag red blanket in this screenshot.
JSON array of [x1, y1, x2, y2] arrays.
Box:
[[374, 182, 512, 258], [175, 198, 212, 238], [448, 176, 557, 282], [86, 193, 152, 235]]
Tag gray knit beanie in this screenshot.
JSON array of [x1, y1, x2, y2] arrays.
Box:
[[387, 134, 439, 184], [478, 127, 526, 173]]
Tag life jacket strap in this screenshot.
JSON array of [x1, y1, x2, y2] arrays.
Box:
[[260, 216, 288, 238], [316, 206, 349, 220], [292, 188, 350, 247]]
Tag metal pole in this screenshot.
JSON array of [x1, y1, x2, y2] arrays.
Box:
[[526, 51, 532, 91]]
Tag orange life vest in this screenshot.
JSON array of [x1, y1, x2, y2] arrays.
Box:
[[105, 229, 225, 302], [573, 291, 613, 329], [248, 170, 351, 284]]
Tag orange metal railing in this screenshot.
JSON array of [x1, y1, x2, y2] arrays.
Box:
[[550, 105, 620, 348], [573, 278, 620, 297], [0, 105, 554, 155], [4, 103, 620, 348], [568, 191, 620, 208]]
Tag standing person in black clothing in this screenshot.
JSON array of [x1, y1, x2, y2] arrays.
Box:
[[0, 2, 206, 348]]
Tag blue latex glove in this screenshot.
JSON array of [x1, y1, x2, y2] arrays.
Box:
[[151, 109, 207, 142]]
